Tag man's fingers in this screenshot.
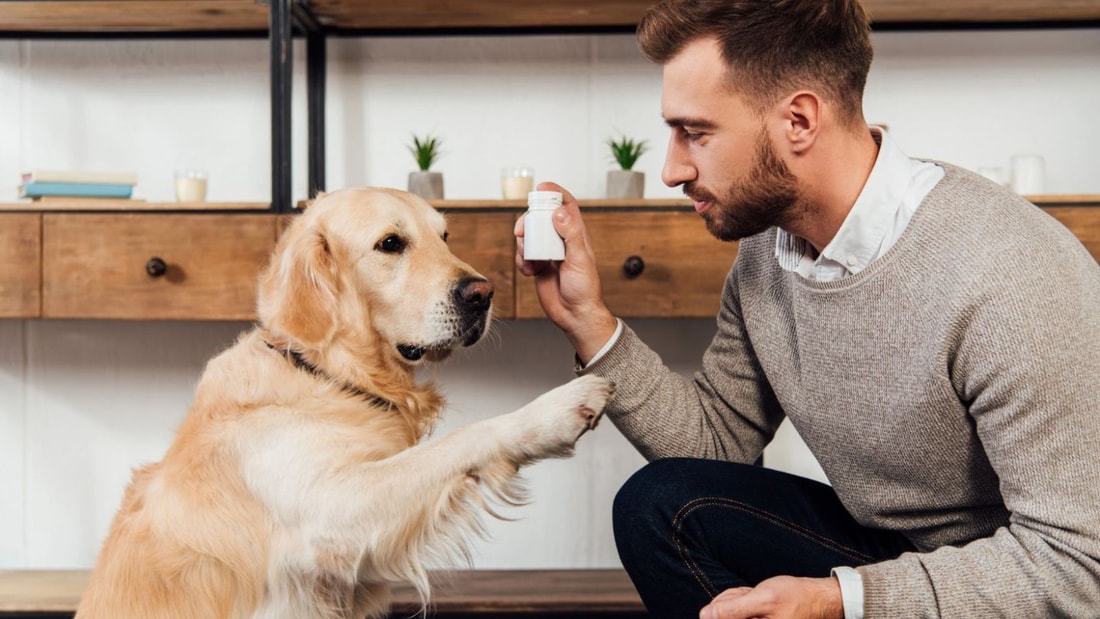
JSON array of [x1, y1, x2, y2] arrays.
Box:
[[711, 587, 754, 603], [536, 181, 577, 206], [701, 586, 763, 619]]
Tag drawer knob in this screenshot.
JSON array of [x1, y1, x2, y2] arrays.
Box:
[[622, 255, 645, 279], [146, 257, 168, 278]]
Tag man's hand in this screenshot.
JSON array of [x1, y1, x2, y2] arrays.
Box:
[[700, 576, 844, 619], [514, 182, 618, 364]]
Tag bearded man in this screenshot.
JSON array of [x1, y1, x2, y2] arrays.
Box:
[[514, 0, 1100, 617]]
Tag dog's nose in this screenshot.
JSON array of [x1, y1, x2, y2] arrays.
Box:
[[454, 277, 494, 311]]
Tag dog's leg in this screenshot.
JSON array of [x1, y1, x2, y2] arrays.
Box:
[[246, 375, 613, 617]]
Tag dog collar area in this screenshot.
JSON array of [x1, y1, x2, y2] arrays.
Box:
[[263, 340, 397, 411]]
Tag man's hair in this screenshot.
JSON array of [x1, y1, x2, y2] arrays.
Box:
[[637, 0, 873, 125]]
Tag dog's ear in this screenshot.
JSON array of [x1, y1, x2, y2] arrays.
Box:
[[297, 191, 326, 211], [257, 221, 340, 349]]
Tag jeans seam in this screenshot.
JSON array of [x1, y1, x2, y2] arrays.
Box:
[[671, 496, 877, 598]]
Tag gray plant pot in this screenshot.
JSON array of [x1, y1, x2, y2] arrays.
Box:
[[408, 171, 444, 200], [606, 169, 645, 200]]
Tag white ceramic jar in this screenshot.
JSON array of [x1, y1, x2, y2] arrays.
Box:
[[523, 190, 566, 261]]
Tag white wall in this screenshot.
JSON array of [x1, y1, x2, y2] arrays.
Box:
[[0, 27, 1098, 570]]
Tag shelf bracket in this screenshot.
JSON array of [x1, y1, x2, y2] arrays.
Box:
[[269, 0, 293, 212], [294, 1, 326, 200]]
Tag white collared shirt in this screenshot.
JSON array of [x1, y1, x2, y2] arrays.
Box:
[[775, 127, 943, 282]]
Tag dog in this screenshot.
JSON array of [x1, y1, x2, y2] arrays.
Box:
[[75, 187, 614, 619]]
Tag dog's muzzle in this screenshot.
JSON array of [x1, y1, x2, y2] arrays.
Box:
[[453, 276, 493, 347], [397, 278, 493, 362]]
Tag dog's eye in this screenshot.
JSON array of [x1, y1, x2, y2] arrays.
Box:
[[375, 234, 406, 254], [442, 231, 449, 243]]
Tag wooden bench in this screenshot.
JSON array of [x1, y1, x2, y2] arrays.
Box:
[[0, 568, 647, 618]]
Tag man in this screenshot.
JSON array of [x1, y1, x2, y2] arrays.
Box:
[[514, 0, 1100, 617]]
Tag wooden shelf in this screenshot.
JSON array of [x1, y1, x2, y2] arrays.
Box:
[[0, 200, 270, 212], [0, 1, 269, 34], [0, 569, 644, 615], [1024, 194, 1100, 206], [435, 195, 1100, 210], [2, 196, 1095, 213], [2, 0, 1098, 35]]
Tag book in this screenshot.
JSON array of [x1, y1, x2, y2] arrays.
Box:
[[19, 181, 133, 199], [20, 170, 138, 185]]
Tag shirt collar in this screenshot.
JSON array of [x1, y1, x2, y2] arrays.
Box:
[[775, 127, 911, 277], [816, 127, 905, 274]]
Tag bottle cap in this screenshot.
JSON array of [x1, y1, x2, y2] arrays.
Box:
[[527, 191, 563, 210]]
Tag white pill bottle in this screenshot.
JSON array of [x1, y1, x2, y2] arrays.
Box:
[[523, 190, 566, 261]]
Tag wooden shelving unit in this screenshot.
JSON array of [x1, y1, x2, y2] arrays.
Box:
[[0, 201, 270, 212], [3, 1, 1098, 211], [2, 0, 1099, 34], [2, 195, 1096, 213]]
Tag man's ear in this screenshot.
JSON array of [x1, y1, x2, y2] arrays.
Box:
[[257, 221, 340, 349], [783, 91, 821, 154]]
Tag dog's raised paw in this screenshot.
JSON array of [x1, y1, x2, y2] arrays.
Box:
[[510, 375, 615, 460]]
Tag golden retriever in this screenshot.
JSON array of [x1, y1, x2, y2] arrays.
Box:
[[75, 187, 613, 619]]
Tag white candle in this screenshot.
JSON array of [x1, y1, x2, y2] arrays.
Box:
[[501, 175, 534, 200], [174, 169, 208, 202]]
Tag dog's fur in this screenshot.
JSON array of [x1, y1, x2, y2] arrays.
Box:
[[75, 187, 613, 619]]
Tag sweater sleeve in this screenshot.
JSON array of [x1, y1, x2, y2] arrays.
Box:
[[578, 263, 785, 463], [859, 223, 1100, 616]]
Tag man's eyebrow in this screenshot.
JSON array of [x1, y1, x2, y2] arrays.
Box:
[[663, 116, 718, 130]]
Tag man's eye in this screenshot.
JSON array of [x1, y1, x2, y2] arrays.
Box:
[[683, 129, 704, 142], [376, 234, 406, 253]]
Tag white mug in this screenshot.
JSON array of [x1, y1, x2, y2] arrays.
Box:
[[1009, 155, 1044, 196]]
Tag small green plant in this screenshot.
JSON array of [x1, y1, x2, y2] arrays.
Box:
[[607, 135, 649, 171], [407, 134, 444, 171]]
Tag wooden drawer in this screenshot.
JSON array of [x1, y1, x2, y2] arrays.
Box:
[[0, 214, 42, 318], [1045, 207, 1100, 262], [516, 211, 739, 318], [43, 214, 277, 320], [442, 211, 516, 319]]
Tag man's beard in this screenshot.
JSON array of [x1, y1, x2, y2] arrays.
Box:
[[684, 130, 803, 242]]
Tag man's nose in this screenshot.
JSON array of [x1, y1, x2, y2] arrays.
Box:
[[661, 138, 696, 187]]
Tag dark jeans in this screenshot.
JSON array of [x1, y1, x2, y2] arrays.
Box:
[[613, 458, 917, 618]]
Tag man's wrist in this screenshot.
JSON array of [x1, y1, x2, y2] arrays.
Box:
[[830, 567, 863, 619], [566, 306, 619, 365]]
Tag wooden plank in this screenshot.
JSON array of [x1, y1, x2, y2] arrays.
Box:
[[861, 0, 1100, 23], [0, 214, 41, 318], [1028, 194, 1100, 206], [311, 0, 654, 31], [0, 1, 269, 34], [1043, 206, 1100, 262], [1, 0, 1098, 34], [42, 213, 277, 320], [0, 569, 642, 613], [390, 569, 643, 613], [0, 570, 85, 613], [311, 0, 1100, 31], [0, 201, 270, 212]]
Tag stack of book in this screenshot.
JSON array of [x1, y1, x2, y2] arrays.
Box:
[[19, 170, 139, 204]]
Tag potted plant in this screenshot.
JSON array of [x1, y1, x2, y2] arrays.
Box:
[[407, 134, 445, 200], [606, 135, 649, 199]]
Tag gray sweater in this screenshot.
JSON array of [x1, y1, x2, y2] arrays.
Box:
[[584, 164, 1100, 617]]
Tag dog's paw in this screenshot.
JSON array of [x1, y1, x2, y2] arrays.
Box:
[[510, 375, 615, 461]]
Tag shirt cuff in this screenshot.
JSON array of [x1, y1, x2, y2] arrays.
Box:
[[831, 566, 864, 619], [575, 318, 623, 371]]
